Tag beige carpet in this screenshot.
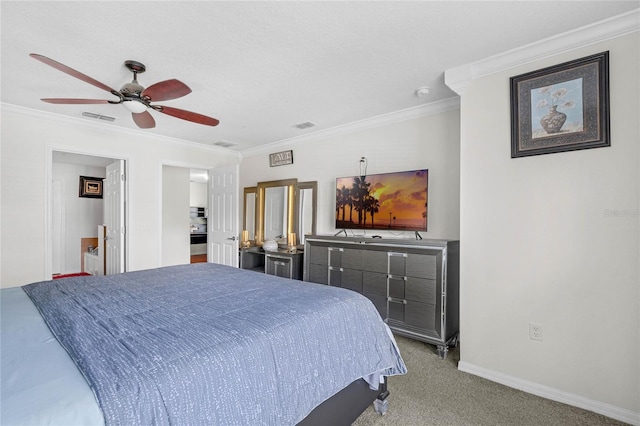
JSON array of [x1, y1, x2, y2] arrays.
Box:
[[353, 336, 626, 426]]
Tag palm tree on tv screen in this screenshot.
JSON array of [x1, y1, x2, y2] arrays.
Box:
[[352, 176, 371, 227], [365, 194, 380, 227]]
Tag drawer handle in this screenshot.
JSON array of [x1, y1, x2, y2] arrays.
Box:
[[266, 254, 288, 260], [388, 252, 407, 258], [387, 275, 407, 281]]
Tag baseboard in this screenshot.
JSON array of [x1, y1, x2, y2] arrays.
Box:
[[458, 361, 639, 426]]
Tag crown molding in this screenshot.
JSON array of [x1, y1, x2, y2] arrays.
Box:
[[240, 96, 460, 156], [1, 102, 241, 158], [445, 8, 640, 95]]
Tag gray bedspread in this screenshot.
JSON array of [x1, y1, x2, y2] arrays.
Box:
[[22, 263, 406, 425]]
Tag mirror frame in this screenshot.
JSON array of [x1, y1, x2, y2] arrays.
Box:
[[295, 181, 317, 246], [255, 178, 297, 245], [242, 186, 257, 244]]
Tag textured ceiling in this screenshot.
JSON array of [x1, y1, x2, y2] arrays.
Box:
[[2, 1, 638, 152]]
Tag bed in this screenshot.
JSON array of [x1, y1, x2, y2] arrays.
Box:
[[1, 263, 406, 425]]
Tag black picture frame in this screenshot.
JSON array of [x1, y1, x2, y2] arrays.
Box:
[[79, 176, 103, 198], [510, 51, 610, 158]]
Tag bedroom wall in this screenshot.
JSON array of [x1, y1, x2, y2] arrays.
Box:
[[190, 181, 208, 207], [239, 107, 461, 241], [457, 32, 639, 420], [0, 107, 239, 288], [52, 162, 106, 274]]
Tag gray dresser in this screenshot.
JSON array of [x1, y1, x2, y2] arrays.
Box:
[[304, 235, 459, 358]]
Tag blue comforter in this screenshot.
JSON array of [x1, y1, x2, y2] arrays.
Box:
[[22, 263, 406, 425]]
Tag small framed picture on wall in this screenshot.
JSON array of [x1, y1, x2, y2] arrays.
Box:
[[79, 176, 103, 198], [510, 51, 610, 158]]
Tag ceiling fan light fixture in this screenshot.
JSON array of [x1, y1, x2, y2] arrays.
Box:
[[123, 99, 148, 113]]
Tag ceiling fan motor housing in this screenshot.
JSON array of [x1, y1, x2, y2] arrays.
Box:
[[121, 81, 145, 95], [121, 60, 146, 95]]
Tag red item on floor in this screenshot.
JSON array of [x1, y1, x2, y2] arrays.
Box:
[[52, 272, 91, 280]]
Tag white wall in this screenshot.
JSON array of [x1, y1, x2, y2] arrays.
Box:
[[240, 108, 461, 241], [162, 166, 190, 266], [52, 162, 105, 274], [457, 33, 639, 419], [189, 181, 207, 207], [0, 107, 239, 288]]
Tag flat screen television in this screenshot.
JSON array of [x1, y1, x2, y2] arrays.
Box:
[[335, 169, 428, 232]]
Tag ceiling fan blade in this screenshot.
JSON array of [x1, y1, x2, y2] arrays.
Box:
[[142, 79, 192, 102], [132, 111, 156, 129], [156, 106, 220, 127], [41, 98, 111, 104], [30, 53, 117, 94]]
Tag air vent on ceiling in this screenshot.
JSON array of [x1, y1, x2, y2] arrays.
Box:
[[213, 141, 237, 148], [293, 121, 316, 130], [82, 112, 115, 122]]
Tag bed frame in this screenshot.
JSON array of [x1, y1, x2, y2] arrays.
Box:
[[298, 377, 389, 425]]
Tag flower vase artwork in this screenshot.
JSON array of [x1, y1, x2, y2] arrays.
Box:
[[540, 105, 566, 134], [533, 81, 581, 137]]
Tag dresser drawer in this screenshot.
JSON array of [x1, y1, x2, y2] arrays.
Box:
[[388, 276, 436, 304]]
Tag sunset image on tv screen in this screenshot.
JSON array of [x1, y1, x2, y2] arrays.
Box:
[[335, 169, 428, 231]]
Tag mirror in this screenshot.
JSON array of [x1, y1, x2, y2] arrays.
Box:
[[295, 181, 317, 246], [256, 178, 297, 245], [245, 178, 318, 249], [243, 187, 257, 243]]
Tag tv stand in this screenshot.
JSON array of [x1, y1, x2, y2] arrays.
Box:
[[415, 231, 423, 240], [334, 229, 347, 237], [303, 235, 459, 359]]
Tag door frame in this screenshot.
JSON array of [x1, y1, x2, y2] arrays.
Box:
[[51, 179, 65, 274], [45, 146, 129, 279]]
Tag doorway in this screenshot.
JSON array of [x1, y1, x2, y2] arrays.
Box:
[[160, 164, 238, 267], [190, 168, 208, 264], [50, 150, 127, 277], [160, 165, 209, 266]]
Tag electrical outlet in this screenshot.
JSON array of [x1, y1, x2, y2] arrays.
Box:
[[529, 323, 543, 341]]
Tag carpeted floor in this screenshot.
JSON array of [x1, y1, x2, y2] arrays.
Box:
[[353, 335, 626, 426]]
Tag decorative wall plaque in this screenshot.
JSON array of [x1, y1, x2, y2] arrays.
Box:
[[269, 150, 293, 167]]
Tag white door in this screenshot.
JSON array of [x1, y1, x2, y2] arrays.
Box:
[[104, 160, 125, 274], [208, 165, 238, 266]]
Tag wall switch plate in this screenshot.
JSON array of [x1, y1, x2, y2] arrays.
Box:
[[529, 323, 543, 341]]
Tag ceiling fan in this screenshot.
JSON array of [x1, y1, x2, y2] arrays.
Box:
[[30, 53, 219, 129]]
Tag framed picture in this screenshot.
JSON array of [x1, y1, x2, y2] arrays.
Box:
[[510, 51, 610, 158], [79, 176, 103, 198], [269, 149, 293, 167]]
